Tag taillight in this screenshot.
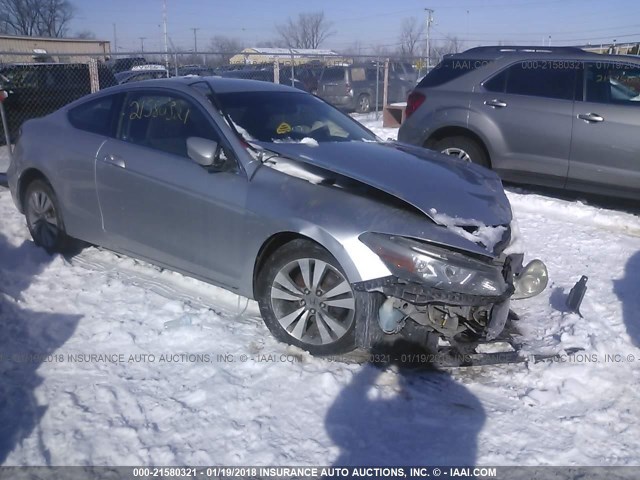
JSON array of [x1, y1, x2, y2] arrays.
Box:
[[405, 91, 425, 118], [345, 83, 353, 96]]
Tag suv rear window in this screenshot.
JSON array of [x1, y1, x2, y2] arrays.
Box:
[[321, 67, 346, 82], [418, 58, 493, 88]]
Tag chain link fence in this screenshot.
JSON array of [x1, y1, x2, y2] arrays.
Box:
[[0, 50, 425, 156]]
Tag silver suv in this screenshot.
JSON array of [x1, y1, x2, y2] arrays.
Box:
[[316, 64, 414, 113], [398, 46, 640, 200]]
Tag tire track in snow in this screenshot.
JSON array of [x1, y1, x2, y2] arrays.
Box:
[[70, 248, 262, 325]]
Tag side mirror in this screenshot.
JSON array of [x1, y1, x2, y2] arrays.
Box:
[[187, 136, 221, 168]]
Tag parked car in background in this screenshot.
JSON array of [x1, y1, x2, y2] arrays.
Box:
[[177, 65, 216, 77], [0, 62, 116, 141], [106, 56, 147, 74], [316, 64, 414, 113], [219, 68, 307, 91], [7, 76, 547, 356], [389, 61, 418, 83], [115, 68, 168, 84], [398, 46, 640, 200]]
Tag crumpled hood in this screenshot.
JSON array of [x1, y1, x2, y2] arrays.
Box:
[[257, 140, 512, 226]]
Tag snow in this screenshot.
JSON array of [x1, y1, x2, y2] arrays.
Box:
[[2, 114, 640, 467], [273, 137, 319, 147], [427, 207, 508, 251]]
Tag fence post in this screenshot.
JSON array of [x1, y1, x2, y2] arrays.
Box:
[[273, 60, 279, 85], [375, 58, 380, 117], [0, 90, 13, 157], [290, 51, 295, 88], [383, 58, 390, 110], [88, 58, 99, 93]]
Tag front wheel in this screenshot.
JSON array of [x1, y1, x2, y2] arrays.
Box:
[[433, 136, 490, 168], [256, 239, 374, 355], [24, 179, 74, 253]]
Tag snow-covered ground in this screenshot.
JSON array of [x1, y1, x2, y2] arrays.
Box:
[[1, 115, 640, 466]]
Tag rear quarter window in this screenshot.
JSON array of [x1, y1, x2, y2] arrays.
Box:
[[68, 94, 119, 136], [350, 67, 366, 82], [418, 58, 493, 88]]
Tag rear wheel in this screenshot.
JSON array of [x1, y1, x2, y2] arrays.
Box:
[[355, 93, 371, 113], [24, 179, 74, 253], [433, 136, 490, 168], [256, 239, 373, 355]]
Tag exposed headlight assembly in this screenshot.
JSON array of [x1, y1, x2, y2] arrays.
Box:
[[360, 232, 508, 297]]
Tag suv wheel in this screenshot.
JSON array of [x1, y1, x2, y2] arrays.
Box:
[[434, 136, 490, 168], [356, 94, 371, 114], [256, 239, 375, 355]]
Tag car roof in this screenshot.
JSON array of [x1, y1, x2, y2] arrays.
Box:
[[104, 76, 301, 94], [447, 45, 639, 63]]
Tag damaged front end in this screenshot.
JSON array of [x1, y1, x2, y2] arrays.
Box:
[[354, 233, 548, 353]]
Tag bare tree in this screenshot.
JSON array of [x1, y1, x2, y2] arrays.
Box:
[[0, 0, 75, 37], [398, 17, 424, 58], [339, 40, 364, 56], [208, 35, 244, 66], [432, 36, 462, 62], [74, 29, 95, 39], [38, 0, 74, 37], [256, 39, 285, 48], [276, 11, 333, 49]]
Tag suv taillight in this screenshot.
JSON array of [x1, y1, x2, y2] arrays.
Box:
[[405, 91, 425, 118]]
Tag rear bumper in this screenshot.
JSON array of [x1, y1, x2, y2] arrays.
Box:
[[322, 95, 355, 110]]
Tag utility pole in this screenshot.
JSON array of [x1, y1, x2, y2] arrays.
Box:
[[191, 27, 199, 56], [112, 23, 117, 55], [425, 8, 434, 70], [163, 0, 169, 74], [139, 37, 146, 53]]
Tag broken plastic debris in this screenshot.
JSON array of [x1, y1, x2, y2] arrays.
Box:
[[566, 276, 588, 317]]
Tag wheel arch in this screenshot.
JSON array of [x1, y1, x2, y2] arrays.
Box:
[[251, 230, 378, 299]]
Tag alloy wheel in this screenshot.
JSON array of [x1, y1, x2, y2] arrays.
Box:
[[358, 95, 371, 113], [26, 189, 60, 249], [442, 147, 472, 162], [269, 258, 355, 346]]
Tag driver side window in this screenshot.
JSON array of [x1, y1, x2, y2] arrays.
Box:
[[118, 90, 221, 158]]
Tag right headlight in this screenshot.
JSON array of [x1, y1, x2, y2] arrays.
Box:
[[359, 232, 508, 297]]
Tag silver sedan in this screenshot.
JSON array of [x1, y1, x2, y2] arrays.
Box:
[[7, 77, 548, 355]]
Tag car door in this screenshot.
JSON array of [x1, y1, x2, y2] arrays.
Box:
[[474, 61, 578, 187], [61, 92, 124, 244], [568, 61, 640, 197], [94, 88, 249, 288]]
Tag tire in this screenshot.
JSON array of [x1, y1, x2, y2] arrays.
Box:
[[256, 239, 374, 355], [355, 93, 371, 114], [433, 136, 490, 168], [24, 179, 74, 253]]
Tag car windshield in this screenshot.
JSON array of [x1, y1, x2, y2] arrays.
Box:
[[215, 91, 378, 143]]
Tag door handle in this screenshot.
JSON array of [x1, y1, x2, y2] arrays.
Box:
[[577, 113, 604, 123], [485, 99, 507, 108], [100, 153, 125, 168]]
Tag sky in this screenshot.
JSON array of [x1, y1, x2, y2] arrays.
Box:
[[69, 0, 640, 54]]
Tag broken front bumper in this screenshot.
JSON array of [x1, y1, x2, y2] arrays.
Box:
[[352, 256, 547, 349]]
